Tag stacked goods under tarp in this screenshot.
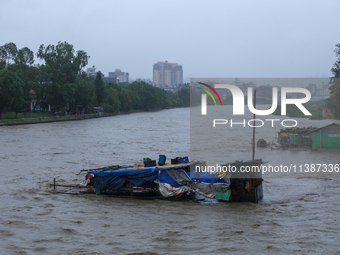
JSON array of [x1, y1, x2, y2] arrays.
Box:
[[88, 163, 192, 198], [87, 161, 229, 199], [83, 158, 264, 203], [157, 165, 229, 198]]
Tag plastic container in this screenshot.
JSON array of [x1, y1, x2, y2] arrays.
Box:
[[144, 160, 156, 167], [177, 156, 189, 163], [171, 158, 178, 164], [171, 156, 189, 164], [158, 155, 166, 166]]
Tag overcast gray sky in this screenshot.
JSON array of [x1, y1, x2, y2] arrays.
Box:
[[1, 0, 340, 81]]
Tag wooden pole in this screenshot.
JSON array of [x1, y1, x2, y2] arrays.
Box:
[[54, 178, 56, 191]]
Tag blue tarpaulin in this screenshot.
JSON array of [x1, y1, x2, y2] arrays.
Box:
[[89, 164, 227, 190], [158, 171, 182, 187], [188, 171, 228, 184], [89, 165, 186, 176], [89, 165, 188, 190], [93, 171, 159, 190]]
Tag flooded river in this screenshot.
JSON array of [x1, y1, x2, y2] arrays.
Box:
[[0, 108, 339, 254]]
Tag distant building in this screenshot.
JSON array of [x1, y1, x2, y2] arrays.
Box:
[[322, 108, 334, 119], [103, 76, 117, 83], [108, 69, 129, 83], [153, 61, 183, 88], [256, 85, 275, 101], [306, 83, 317, 96], [316, 84, 331, 97], [87, 66, 97, 77]]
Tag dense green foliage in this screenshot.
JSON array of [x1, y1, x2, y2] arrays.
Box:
[[0, 41, 190, 119], [329, 43, 340, 119]]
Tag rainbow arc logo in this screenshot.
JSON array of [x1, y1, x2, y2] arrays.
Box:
[[197, 82, 222, 106], [197, 82, 222, 115]]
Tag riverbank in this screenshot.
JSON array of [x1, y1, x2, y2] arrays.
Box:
[[0, 108, 164, 126]]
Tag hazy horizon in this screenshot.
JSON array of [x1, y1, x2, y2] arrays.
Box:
[[1, 0, 340, 80]]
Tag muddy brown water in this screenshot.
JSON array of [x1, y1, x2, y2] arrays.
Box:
[[0, 107, 339, 254]]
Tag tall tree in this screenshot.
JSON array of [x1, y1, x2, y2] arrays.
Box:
[[10, 78, 25, 117], [128, 81, 161, 110], [0, 42, 18, 68], [36, 41, 90, 109], [72, 77, 95, 112], [94, 71, 104, 105], [177, 87, 190, 107], [103, 86, 121, 113], [330, 43, 340, 119], [0, 69, 21, 119], [119, 88, 133, 112], [33, 65, 51, 110], [15, 47, 34, 66], [8, 60, 37, 112]]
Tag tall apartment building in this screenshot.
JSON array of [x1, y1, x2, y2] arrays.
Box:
[[108, 69, 129, 83], [153, 61, 183, 87], [87, 66, 97, 77]]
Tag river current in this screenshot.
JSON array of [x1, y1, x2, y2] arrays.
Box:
[[0, 107, 339, 254]]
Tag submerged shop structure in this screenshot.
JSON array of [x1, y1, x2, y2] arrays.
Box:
[[307, 123, 340, 150], [51, 156, 264, 203], [277, 126, 317, 150], [276, 123, 340, 150]]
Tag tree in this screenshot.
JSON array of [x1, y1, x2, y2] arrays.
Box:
[[103, 86, 121, 113], [36, 41, 90, 109], [10, 78, 25, 117], [94, 71, 104, 105], [37, 41, 89, 84], [330, 43, 340, 119], [0, 42, 18, 68], [8, 63, 38, 113], [33, 65, 51, 110], [177, 87, 190, 107], [128, 81, 161, 110], [15, 47, 34, 66], [119, 88, 133, 112], [73, 77, 95, 111], [0, 43, 36, 114], [0, 69, 21, 118]]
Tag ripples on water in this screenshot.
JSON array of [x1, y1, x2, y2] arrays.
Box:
[[0, 107, 339, 254]]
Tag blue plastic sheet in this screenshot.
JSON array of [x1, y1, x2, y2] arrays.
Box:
[[89, 165, 187, 190], [158, 171, 182, 187], [93, 171, 158, 190], [188, 171, 228, 184], [89, 164, 227, 190], [89, 165, 185, 177]]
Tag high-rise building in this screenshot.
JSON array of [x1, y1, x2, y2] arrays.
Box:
[[87, 66, 97, 77], [108, 69, 129, 83], [153, 61, 183, 87]]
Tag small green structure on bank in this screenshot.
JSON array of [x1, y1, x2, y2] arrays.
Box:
[[308, 123, 340, 150]]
